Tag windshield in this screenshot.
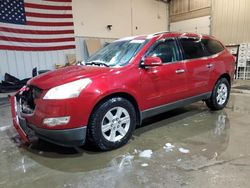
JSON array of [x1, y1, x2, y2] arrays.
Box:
[[87, 39, 148, 67]]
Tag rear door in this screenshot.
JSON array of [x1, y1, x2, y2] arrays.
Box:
[[201, 39, 227, 89], [178, 37, 210, 97], [140, 38, 188, 109]]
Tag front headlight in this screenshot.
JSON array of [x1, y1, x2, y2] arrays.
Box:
[[43, 78, 92, 99]]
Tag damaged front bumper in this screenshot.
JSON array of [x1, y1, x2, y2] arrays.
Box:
[[10, 96, 36, 143], [10, 96, 87, 147]]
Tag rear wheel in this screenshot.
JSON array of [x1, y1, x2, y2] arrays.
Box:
[[87, 97, 136, 151], [205, 78, 230, 110]]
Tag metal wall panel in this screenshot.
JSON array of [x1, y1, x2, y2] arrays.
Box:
[[170, 16, 210, 34], [170, 0, 189, 16], [170, 0, 211, 15], [211, 0, 250, 44], [170, 0, 211, 22], [190, 0, 211, 11], [0, 49, 75, 80]]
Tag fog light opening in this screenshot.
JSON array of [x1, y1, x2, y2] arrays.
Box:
[[43, 116, 70, 126]]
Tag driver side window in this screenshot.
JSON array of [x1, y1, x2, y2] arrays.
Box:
[[147, 39, 179, 63]]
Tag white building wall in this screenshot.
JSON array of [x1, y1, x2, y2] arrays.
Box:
[[72, 0, 168, 38], [0, 0, 168, 80], [170, 16, 211, 35]]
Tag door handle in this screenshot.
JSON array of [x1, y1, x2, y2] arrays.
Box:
[[175, 69, 185, 74], [206, 64, 213, 68]]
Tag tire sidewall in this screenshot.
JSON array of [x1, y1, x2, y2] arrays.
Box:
[[211, 78, 230, 110], [89, 97, 136, 150]]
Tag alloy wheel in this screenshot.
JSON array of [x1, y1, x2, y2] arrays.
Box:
[[216, 83, 228, 105], [101, 107, 131, 142]]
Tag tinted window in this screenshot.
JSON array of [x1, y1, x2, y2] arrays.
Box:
[[147, 39, 179, 63], [202, 39, 225, 55], [179, 38, 205, 60]]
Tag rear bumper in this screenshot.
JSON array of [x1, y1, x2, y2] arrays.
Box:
[[10, 96, 87, 147]]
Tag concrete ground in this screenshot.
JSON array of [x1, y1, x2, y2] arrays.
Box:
[[1, 82, 250, 188]]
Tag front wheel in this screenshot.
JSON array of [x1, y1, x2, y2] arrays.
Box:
[[87, 97, 136, 151], [205, 78, 230, 111]]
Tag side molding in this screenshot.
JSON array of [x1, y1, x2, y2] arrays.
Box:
[[141, 92, 211, 120]]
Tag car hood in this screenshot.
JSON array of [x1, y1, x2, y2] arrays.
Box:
[[28, 66, 110, 89]]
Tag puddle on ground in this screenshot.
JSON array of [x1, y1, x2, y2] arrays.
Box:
[[1, 94, 250, 188], [1, 102, 230, 172]]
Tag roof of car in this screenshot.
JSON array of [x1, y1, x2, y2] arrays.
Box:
[[116, 32, 216, 42], [152, 31, 214, 39]]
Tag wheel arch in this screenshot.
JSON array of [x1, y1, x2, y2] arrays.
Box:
[[89, 92, 141, 127], [206, 72, 231, 111], [218, 73, 231, 86]]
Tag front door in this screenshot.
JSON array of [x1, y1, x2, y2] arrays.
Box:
[[140, 38, 188, 110]]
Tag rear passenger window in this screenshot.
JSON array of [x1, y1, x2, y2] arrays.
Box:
[[202, 39, 225, 55], [179, 38, 205, 60]]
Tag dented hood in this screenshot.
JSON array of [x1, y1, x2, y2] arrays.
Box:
[[28, 66, 109, 89]]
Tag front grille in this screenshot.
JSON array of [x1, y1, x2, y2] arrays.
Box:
[[16, 85, 43, 114]]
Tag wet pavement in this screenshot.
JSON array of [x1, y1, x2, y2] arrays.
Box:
[[1, 91, 250, 188]]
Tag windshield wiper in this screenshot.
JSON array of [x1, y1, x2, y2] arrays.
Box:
[[85, 61, 109, 67]]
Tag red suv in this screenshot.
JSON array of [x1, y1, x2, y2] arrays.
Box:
[[10, 32, 235, 150]]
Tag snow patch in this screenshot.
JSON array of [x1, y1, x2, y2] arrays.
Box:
[[139, 150, 153, 158], [133, 149, 138, 154], [178, 148, 190, 154], [163, 143, 175, 152], [177, 158, 182, 162], [141, 163, 149, 167], [0, 125, 11, 131], [212, 152, 218, 160], [202, 148, 207, 152]]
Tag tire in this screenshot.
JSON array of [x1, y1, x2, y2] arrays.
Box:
[[205, 78, 230, 111], [87, 97, 136, 151]]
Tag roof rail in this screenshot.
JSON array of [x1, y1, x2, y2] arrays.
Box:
[[152, 31, 170, 36]]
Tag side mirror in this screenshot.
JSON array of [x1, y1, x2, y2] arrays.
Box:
[[141, 56, 163, 68]]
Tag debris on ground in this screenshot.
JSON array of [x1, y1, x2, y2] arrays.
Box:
[[163, 143, 175, 152], [177, 159, 182, 162], [139, 150, 153, 158], [133, 149, 138, 154], [141, 163, 149, 167], [178, 148, 190, 154], [0, 73, 29, 93], [0, 68, 50, 93]]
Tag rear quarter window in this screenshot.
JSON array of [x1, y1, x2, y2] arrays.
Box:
[[201, 39, 225, 55]]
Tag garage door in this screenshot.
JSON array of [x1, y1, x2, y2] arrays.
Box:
[[170, 16, 211, 35]]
